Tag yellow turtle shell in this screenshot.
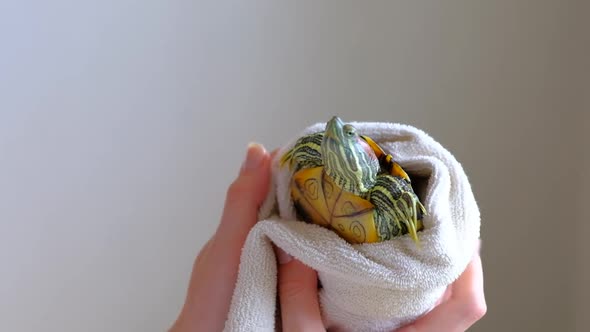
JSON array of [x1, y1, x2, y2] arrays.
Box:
[[291, 166, 379, 243]]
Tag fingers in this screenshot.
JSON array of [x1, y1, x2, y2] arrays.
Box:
[[396, 254, 486, 332], [209, 142, 272, 277], [216, 143, 272, 246], [276, 248, 325, 332], [172, 143, 272, 332]]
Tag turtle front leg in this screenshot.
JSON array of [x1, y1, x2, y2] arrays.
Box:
[[368, 174, 426, 244], [280, 132, 325, 171]]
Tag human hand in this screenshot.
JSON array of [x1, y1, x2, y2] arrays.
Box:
[[169, 143, 272, 332], [169, 143, 325, 332], [396, 242, 487, 332]]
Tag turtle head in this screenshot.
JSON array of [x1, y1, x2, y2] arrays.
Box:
[[321, 116, 380, 195]]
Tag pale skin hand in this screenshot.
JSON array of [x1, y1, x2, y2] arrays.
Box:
[[169, 143, 273, 332], [169, 143, 323, 332], [170, 143, 486, 332], [396, 242, 487, 332]]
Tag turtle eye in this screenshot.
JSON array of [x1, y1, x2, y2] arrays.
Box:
[[343, 124, 356, 137]]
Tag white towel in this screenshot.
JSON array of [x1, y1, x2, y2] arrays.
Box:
[[223, 121, 481, 332]]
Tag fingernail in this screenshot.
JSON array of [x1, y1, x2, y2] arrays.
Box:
[[241, 142, 267, 173], [276, 247, 292, 264]]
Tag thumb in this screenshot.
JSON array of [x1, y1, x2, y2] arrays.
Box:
[[215, 142, 271, 246]]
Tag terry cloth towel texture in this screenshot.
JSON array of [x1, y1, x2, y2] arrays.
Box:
[[223, 121, 481, 332]]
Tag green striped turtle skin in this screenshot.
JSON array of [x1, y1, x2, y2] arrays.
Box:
[[280, 116, 426, 244]]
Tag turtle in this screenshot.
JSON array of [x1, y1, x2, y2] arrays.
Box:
[[280, 116, 426, 245]]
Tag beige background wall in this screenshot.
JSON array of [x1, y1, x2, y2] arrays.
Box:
[[1, 1, 587, 331], [575, 16, 589, 329], [576, 100, 589, 331]]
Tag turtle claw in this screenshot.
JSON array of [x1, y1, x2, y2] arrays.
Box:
[[401, 196, 425, 247], [406, 215, 422, 248]]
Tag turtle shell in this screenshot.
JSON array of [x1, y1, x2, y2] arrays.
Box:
[[290, 166, 380, 244]]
